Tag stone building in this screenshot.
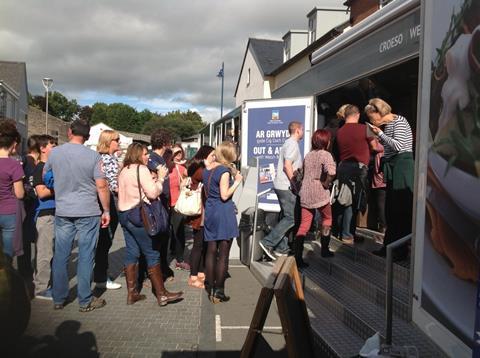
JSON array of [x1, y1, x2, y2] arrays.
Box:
[[27, 105, 69, 144]]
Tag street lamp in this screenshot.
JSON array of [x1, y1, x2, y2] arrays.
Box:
[[42, 78, 53, 134]]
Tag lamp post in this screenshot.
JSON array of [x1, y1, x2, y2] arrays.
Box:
[[42, 78, 53, 134], [217, 62, 224, 119]]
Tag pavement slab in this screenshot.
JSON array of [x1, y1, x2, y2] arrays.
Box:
[[5, 229, 287, 357]]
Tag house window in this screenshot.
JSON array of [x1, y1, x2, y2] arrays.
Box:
[[247, 68, 250, 87]]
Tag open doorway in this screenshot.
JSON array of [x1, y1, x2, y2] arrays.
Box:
[[316, 57, 419, 232]]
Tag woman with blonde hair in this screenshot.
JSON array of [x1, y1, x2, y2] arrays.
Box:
[[94, 130, 123, 289], [203, 141, 242, 303], [365, 98, 414, 260], [118, 143, 183, 306], [336, 104, 349, 121]]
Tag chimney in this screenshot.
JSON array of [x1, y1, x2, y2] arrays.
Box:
[[306, 7, 350, 45], [343, 0, 383, 26], [282, 30, 309, 62]]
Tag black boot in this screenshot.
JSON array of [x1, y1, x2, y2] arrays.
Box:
[[211, 287, 230, 304], [320, 235, 334, 258], [204, 281, 213, 301], [294, 236, 309, 268]]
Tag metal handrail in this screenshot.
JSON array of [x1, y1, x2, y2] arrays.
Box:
[[250, 188, 274, 264], [385, 233, 412, 346]]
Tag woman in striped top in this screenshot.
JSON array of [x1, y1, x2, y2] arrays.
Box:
[[365, 98, 414, 260]]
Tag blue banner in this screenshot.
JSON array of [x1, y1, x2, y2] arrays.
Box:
[[247, 105, 305, 208]]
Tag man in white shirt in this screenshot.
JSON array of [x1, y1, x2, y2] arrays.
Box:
[[259, 121, 303, 260]]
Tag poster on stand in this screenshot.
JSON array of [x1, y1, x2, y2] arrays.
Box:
[[416, 0, 480, 355], [241, 98, 312, 211]]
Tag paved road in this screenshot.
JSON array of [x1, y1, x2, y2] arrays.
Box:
[[6, 230, 287, 357]]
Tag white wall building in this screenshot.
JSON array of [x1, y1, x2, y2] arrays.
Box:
[[234, 38, 284, 107]]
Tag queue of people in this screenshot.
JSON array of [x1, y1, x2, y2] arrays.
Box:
[[0, 96, 413, 312], [0, 117, 244, 311], [259, 98, 414, 265]]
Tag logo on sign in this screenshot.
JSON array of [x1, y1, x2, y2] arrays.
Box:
[[272, 110, 279, 120], [269, 110, 282, 124]]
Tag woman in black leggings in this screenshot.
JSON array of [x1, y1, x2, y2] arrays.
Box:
[[203, 142, 242, 303], [186, 145, 215, 288]]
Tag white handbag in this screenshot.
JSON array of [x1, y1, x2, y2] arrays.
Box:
[[174, 177, 203, 216]]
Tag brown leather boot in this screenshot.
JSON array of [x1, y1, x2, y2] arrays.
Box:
[[125, 264, 147, 305], [147, 264, 183, 306]]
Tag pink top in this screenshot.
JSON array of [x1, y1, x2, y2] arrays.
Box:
[[169, 163, 187, 207], [118, 164, 163, 211], [299, 150, 336, 209]]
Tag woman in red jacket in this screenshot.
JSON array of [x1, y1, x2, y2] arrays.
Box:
[[169, 144, 189, 270]]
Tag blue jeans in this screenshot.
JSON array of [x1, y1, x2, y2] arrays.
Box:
[[337, 205, 354, 239], [335, 162, 368, 239], [261, 189, 296, 251], [119, 211, 160, 267], [0, 214, 16, 257], [52, 216, 100, 306]]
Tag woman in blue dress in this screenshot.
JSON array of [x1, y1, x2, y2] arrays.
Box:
[[203, 141, 242, 303]]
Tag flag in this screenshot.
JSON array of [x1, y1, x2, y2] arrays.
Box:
[[217, 67, 224, 78]]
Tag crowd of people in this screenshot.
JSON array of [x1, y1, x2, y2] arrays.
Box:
[[0, 118, 242, 311], [0, 96, 413, 311], [259, 98, 415, 266]]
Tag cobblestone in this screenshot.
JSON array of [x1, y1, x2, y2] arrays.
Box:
[[7, 229, 208, 357]]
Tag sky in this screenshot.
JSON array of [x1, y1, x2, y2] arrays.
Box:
[[0, 0, 345, 122]]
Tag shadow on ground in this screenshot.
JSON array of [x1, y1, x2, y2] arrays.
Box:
[[6, 320, 98, 358], [162, 335, 288, 357]]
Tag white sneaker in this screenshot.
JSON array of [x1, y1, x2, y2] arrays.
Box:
[[106, 279, 122, 289], [258, 241, 277, 261], [96, 279, 122, 290]]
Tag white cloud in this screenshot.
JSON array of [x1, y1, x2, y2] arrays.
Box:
[[0, 0, 346, 121]]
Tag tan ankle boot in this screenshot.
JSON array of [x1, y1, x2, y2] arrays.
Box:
[[147, 264, 183, 306], [125, 264, 147, 305]]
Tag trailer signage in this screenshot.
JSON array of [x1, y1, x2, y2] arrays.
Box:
[[242, 98, 312, 211]]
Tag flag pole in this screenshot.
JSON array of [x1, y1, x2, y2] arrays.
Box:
[[220, 62, 224, 119]]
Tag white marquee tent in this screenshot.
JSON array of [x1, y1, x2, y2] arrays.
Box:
[[84, 122, 133, 150]]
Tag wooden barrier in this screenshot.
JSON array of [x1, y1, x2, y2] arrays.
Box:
[[240, 257, 315, 358]]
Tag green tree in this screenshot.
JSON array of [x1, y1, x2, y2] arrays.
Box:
[[28, 93, 45, 110], [79, 105, 93, 123], [90, 102, 109, 125], [90, 102, 146, 132], [28, 91, 80, 121], [142, 110, 205, 140], [106, 103, 137, 132], [48, 91, 80, 121], [135, 109, 155, 133]]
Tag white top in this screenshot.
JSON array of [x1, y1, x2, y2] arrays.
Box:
[[273, 137, 302, 191]]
